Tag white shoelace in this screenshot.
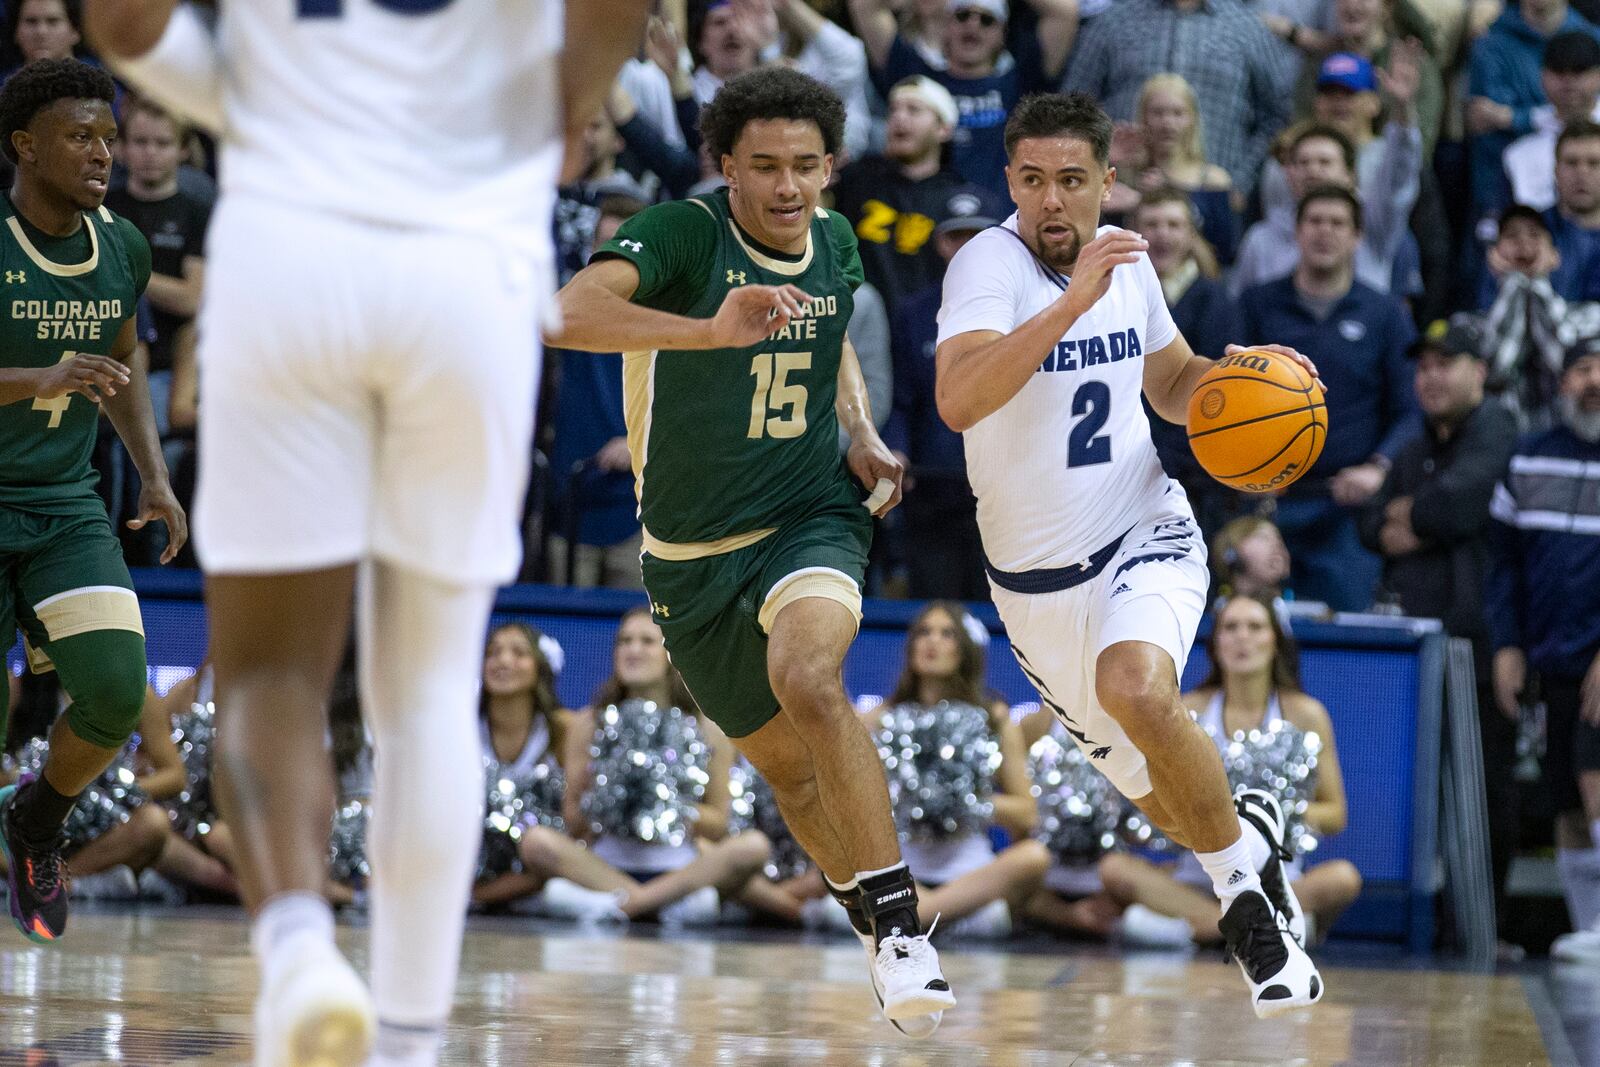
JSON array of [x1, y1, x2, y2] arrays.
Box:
[[875, 915, 941, 981]]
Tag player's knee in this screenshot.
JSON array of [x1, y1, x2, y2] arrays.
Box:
[[769, 655, 846, 723], [1094, 648, 1181, 745], [63, 642, 148, 749]]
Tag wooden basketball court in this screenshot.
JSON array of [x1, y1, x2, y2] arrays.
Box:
[[0, 910, 1561, 1065]]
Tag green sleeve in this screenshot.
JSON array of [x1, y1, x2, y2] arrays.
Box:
[[592, 198, 720, 311], [115, 215, 152, 296], [824, 207, 864, 293]]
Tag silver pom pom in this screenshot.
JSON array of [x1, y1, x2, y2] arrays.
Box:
[[1210, 719, 1322, 858], [168, 701, 216, 839], [875, 701, 1000, 843], [17, 737, 146, 851], [1028, 732, 1122, 861], [328, 799, 371, 885], [582, 700, 709, 847], [728, 759, 810, 882], [478, 758, 566, 881]]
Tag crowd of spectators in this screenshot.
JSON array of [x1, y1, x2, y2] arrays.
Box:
[[7, 0, 1600, 954]]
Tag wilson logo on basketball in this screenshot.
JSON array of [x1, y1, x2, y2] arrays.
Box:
[[1186, 348, 1328, 493], [1237, 462, 1301, 493]]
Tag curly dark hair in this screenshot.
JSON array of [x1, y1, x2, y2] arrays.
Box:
[[699, 66, 846, 162], [0, 57, 115, 164], [1004, 92, 1113, 165]]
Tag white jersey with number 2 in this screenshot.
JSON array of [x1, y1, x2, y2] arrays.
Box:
[[937, 217, 1181, 573]]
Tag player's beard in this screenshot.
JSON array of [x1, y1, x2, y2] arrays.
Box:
[[1037, 222, 1082, 274]]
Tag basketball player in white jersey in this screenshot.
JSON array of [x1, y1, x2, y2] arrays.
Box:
[[85, 3, 651, 1066], [936, 93, 1325, 1017]]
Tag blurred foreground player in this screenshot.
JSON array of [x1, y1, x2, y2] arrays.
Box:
[[88, 2, 651, 1066]]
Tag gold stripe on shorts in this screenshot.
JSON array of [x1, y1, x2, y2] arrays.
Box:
[[32, 585, 145, 643], [642, 526, 776, 562]]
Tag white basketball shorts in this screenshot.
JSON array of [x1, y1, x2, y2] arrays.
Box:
[[990, 500, 1209, 799], [194, 196, 547, 585]]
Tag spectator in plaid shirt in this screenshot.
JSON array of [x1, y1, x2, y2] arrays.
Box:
[[1062, 0, 1292, 194]]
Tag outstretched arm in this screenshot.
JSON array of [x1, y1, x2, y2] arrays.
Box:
[[561, 1, 654, 182], [1023, 0, 1079, 81], [845, 0, 898, 70], [551, 258, 815, 354]]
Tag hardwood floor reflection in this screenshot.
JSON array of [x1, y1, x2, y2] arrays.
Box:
[[0, 912, 1553, 1065]]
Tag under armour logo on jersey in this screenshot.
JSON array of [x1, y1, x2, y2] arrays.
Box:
[[1090, 746, 1111, 760], [618, 239, 643, 253], [651, 601, 671, 618], [4, 270, 24, 284], [726, 270, 747, 285]]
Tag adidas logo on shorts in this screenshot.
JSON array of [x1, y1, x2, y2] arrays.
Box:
[[1111, 583, 1132, 596]]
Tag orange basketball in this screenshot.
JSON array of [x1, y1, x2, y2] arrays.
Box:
[[1186, 349, 1328, 493]]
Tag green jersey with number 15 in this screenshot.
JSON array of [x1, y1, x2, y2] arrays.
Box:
[[0, 200, 150, 516], [593, 188, 864, 555]]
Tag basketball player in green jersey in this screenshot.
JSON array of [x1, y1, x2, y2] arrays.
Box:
[[0, 59, 185, 944], [554, 68, 955, 1036]]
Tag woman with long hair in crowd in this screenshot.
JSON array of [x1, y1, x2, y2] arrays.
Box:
[[1096, 594, 1362, 946], [1108, 73, 1239, 264], [470, 622, 588, 909], [514, 607, 771, 924]]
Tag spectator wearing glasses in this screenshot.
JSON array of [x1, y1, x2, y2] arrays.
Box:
[[850, 0, 1079, 201]]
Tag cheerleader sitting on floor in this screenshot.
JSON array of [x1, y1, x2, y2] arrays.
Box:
[[516, 607, 771, 925], [1096, 593, 1363, 946]]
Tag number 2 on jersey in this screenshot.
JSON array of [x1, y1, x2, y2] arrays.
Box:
[[748, 353, 810, 439], [1067, 381, 1111, 468]]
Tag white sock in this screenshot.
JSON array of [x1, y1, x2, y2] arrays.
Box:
[[855, 862, 908, 882], [1239, 816, 1274, 873], [1195, 821, 1267, 907], [824, 874, 858, 893], [358, 562, 495, 1040], [1557, 847, 1600, 931], [251, 891, 335, 990]]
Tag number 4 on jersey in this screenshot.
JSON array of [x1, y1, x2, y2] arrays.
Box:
[[31, 351, 79, 429]]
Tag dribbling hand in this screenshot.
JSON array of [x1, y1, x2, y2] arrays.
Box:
[[707, 284, 814, 349], [1062, 230, 1147, 319], [1224, 343, 1324, 392], [32, 353, 130, 404]]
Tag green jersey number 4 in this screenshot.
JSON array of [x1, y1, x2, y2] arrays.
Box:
[[32, 351, 80, 428], [747, 352, 810, 440]]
